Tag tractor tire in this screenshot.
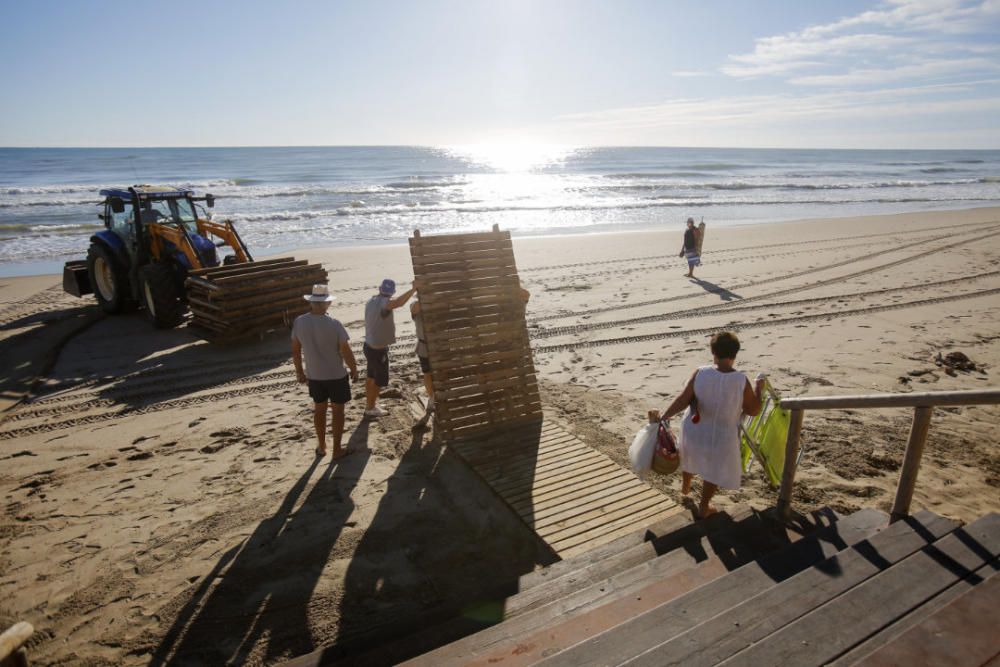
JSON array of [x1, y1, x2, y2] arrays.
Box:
[[139, 263, 188, 329], [87, 242, 130, 314]]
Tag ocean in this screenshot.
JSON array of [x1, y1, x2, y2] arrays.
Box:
[[1, 145, 999, 276]]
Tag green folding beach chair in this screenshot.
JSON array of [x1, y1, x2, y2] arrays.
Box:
[[740, 378, 796, 487]]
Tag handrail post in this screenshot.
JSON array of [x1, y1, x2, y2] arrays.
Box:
[[777, 408, 805, 521], [0, 621, 34, 667], [890, 406, 934, 523]]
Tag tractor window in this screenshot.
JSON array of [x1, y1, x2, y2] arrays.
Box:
[[108, 201, 135, 243], [146, 198, 198, 232]]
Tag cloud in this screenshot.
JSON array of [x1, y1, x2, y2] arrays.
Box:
[[722, 0, 1000, 81], [721, 33, 912, 78], [530, 2, 1000, 148], [548, 79, 1000, 136], [789, 56, 1000, 86]]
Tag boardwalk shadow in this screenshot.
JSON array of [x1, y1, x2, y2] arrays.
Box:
[[150, 423, 372, 665], [690, 278, 742, 302]]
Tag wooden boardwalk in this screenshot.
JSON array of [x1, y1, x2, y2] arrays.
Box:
[[447, 416, 681, 558]]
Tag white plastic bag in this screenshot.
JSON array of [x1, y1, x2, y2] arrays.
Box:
[[628, 422, 659, 480]]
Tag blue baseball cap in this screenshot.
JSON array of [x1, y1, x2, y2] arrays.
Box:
[[379, 278, 396, 295]]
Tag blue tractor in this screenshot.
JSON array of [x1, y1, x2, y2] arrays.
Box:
[[64, 185, 253, 328]]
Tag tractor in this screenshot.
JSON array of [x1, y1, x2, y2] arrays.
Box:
[[63, 185, 251, 328]]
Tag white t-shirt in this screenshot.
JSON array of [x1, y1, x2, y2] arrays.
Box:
[[292, 313, 350, 380]]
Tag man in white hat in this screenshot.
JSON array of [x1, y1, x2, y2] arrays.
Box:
[[292, 284, 359, 458]]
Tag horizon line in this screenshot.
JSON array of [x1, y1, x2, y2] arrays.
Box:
[[2, 144, 1000, 151]]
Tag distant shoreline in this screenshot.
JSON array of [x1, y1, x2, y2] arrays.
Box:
[[4, 204, 998, 280]]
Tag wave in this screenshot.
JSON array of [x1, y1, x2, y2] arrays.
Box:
[[384, 180, 462, 190], [2, 179, 239, 196], [0, 222, 103, 232], [221, 194, 1000, 224], [601, 177, 993, 193]]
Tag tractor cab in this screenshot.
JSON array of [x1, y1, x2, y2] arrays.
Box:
[[99, 186, 227, 269]]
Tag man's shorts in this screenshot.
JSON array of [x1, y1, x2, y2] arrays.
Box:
[[363, 343, 390, 387], [308, 376, 351, 405], [418, 354, 431, 374]]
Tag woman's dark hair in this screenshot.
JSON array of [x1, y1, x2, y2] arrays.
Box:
[[710, 331, 740, 359]]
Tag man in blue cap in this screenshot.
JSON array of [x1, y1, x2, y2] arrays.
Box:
[[363, 278, 416, 418]]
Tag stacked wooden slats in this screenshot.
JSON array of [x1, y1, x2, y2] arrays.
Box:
[[409, 227, 541, 442], [185, 257, 327, 341]]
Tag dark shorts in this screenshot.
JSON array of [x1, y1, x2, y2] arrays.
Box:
[[308, 376, 351, 405], [418, 354, 431, 374], [363, 343, 390, 387]]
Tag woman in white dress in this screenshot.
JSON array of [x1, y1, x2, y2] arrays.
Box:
[[661, 332, 764, 518]]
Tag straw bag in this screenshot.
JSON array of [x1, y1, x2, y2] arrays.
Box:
[[651, 418, 680, 475]]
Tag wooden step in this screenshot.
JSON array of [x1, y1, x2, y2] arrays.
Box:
[[847, 565, 1000, 667], [535, 507, 891, 667], [452, 508, 835, 667], [618, 509, 962, 666], [497, 506, 754, 621], [829, 559, 1000, 666], [514, 511, 693, 592], [280, 512, 694, 667], [400, 508, 852, 667], [718, 511, 1000, 667]]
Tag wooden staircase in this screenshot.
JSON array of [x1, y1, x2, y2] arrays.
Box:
[[283, 504, 1000, 666]]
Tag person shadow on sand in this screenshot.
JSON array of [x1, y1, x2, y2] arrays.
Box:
[[149, 422, 371, 665]]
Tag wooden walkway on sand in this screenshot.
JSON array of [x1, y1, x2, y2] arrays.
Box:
[[447, 416, 681, 558]]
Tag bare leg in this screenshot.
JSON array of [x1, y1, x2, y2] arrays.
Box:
[[681, 471, 693, 496], [365, 377, 378, 410], [313, 402, 328, 455], [699, 481, 718, 518], [330, 403, 347, 459]]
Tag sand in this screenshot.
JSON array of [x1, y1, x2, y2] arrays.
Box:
[[2, 207, 999, 665]]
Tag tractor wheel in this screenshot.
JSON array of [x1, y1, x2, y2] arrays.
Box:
[[87, 242, 130, 314], [139, 263, 188, 329]]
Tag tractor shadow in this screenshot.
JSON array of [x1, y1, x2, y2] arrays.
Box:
[[35, 312, 294, 408], [0, 302, 104, 412]]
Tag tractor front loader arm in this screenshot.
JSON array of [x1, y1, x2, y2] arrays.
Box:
[[196, 219, 252, 263], [148, 223, 204, 269]]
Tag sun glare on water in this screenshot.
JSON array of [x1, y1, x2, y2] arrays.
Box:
[[445, 142, 577, 173]]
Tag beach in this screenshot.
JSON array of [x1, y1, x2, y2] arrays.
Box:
[[2, 206, 999, 665]]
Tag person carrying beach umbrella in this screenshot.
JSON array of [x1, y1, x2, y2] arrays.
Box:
[[680, 217, 701, 278]]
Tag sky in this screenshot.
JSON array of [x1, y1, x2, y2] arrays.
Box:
[[1, 0, 999, 148]]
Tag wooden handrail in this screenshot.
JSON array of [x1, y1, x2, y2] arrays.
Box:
[[779, 388, 1000, 410], [776, 388, 1000, 524]]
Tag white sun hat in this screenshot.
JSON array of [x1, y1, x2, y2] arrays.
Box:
[[303, 284, 336, 302]]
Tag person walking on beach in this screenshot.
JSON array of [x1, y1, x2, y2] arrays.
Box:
[[680, 217, 701, 278], [292, 284, 359, 459], [364, 278, 416, 418], [659, 331, 764, 518]]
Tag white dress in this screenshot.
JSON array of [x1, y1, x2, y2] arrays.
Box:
[[678, 366, 748, 489]]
